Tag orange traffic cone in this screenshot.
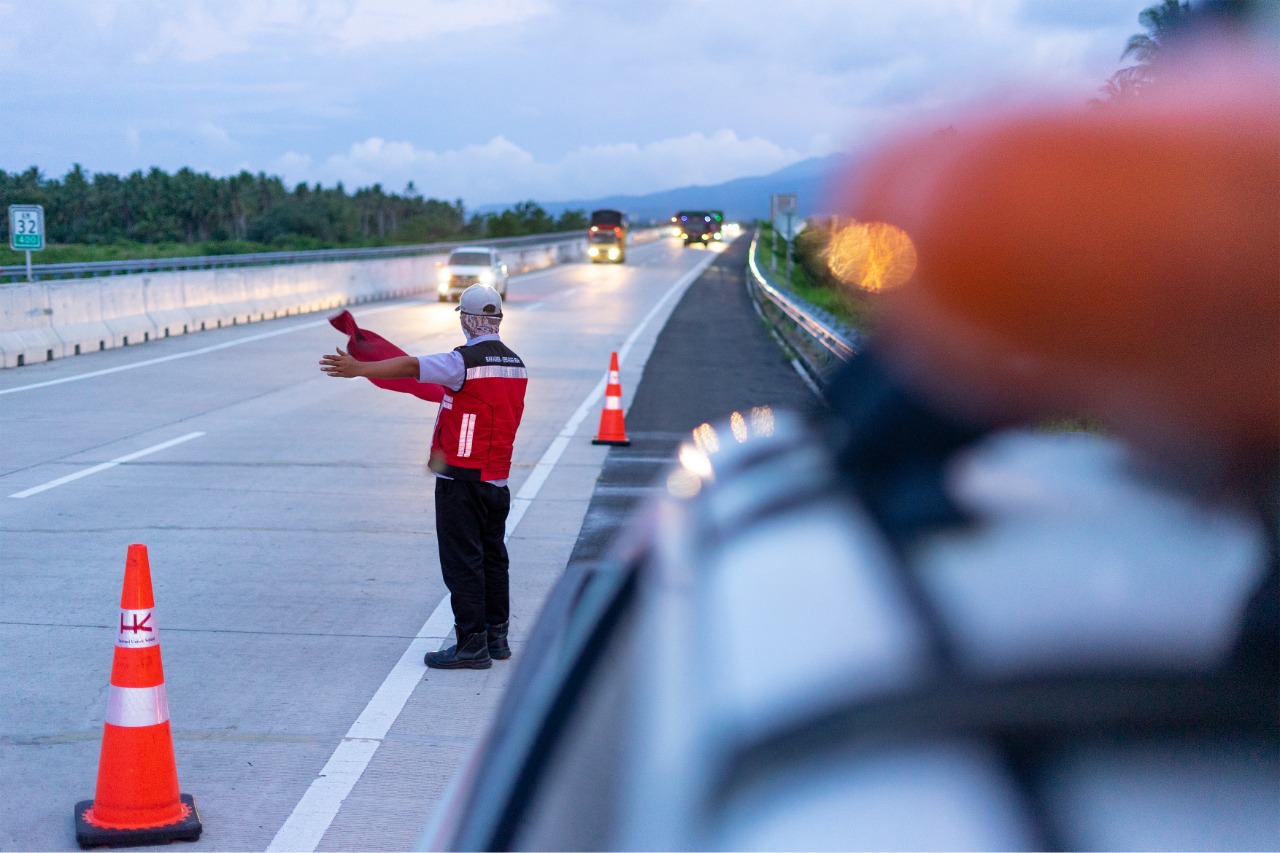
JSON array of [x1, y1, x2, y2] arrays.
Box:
[[592, 351, 631, 446], [75, 544, 202, 849]]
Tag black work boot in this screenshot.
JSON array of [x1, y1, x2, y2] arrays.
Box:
[[487, 621, 511, 660], [425, 626, 492, 670]]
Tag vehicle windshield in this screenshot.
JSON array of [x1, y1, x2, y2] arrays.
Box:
[[589, 231, 619, 243], [590, 210, 624, 227], [448, 252, 491, 266]]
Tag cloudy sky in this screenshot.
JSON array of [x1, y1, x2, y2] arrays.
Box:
[[0, 1, 1153, 209]]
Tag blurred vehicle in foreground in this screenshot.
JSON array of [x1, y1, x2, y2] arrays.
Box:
[[424, 19, 1278, 852], [437, 246, 508, 302], [425, 399, 1276, 850], [587, 209, 628, 263]]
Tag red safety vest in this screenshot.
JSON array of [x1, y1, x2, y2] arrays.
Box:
[[429, 340, 527, 481]]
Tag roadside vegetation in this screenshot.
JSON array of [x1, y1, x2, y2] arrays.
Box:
[[752, 1, 1191, 437], [754, 220, 879, 335], [1093, 0, 1191, 105], [0, 165, 587, 266]]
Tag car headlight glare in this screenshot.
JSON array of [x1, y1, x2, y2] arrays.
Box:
[[478, 271, 494, 285]]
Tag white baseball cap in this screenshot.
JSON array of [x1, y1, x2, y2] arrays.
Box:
[[456, 284, 503, 316]]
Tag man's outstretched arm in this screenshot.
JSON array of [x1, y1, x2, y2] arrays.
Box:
[[320, 347, 420, 379]]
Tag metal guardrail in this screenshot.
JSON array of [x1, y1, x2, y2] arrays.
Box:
[[746, 229, 859, 386], [0, 230, 586, 283]]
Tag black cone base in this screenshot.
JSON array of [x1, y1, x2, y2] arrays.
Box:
[[591, 438, 631, 446], [75, 793, 202, 849]]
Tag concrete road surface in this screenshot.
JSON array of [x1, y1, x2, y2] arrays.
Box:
[[0, 232, 812, 851]]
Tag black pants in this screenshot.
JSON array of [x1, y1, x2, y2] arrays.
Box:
[[435, 477, 511, 639]]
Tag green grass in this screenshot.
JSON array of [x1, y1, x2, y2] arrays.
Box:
[[754, 222, 1106, 435], [754, 222, 879, 333]]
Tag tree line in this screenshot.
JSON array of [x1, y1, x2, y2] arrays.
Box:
[[1093, 0, 1262, 105], [0, 164, 587, 263]]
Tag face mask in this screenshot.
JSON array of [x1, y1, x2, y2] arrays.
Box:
[[461, 313, 501, 340]]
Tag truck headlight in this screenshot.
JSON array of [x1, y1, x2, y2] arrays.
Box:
[[588, 246, 599, 256], [438, 281, 450, 293], [608, 248, 619, 259]]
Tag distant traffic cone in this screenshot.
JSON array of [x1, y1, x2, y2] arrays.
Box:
[[75, 544, 202, 849], [592, 351, 631, 446]]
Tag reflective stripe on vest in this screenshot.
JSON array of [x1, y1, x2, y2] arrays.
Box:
[[458, 413, 476, 458], [105, 684, 170, 727], [466, 365, 528, 380]]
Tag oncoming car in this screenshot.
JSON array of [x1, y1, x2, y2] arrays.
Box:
[[437, 247, 509, 302]]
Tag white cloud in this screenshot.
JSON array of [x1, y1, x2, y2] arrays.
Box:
[[298, 130, 806, 205], [196, 121, 234, 148], [0, 0, 1157, 202], [134, 0, 552, 62], [273, 151, 315, 181], [328, 0, 553, 50]]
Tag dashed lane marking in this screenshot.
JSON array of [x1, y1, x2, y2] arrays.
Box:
[[8, 432, 206, 499]]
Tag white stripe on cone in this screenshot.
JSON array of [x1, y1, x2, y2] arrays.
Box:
[[105, 684, 170, 727]]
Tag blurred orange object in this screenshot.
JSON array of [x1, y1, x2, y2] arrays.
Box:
[[837, 39, 1279, 483]]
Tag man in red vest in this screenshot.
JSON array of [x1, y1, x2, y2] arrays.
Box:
[[320, 284, 528, 669]]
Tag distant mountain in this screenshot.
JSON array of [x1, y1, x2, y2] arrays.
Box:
[[475, 152, 853, 224]]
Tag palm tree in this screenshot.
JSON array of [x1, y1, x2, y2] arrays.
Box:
[[1104, 0, 1192, 100]]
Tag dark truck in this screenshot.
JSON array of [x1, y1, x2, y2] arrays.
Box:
[[672, 210, 720, 247], [587, 209, 627, 263]]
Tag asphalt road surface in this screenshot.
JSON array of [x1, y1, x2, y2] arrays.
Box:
[[566, 234, 820, 573]]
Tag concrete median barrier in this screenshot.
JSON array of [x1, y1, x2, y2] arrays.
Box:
[[47, 278, 113, 359], [143, 274, 195, 340], [99, 277, 159, 349], [0, 233, 627, 370], [0, 281, 59, 367]]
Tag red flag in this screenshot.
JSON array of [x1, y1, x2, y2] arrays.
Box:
[[329, 311, 445, 403]]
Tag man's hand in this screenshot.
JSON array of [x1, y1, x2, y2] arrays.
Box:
[[320, 347, 365, 378]]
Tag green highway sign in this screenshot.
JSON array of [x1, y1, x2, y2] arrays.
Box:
[[9, 204, 45, 251]]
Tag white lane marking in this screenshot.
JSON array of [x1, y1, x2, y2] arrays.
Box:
[[267, 247, 720, 853], [0, 303, 411, 397], [8, 432, 205, 498]]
